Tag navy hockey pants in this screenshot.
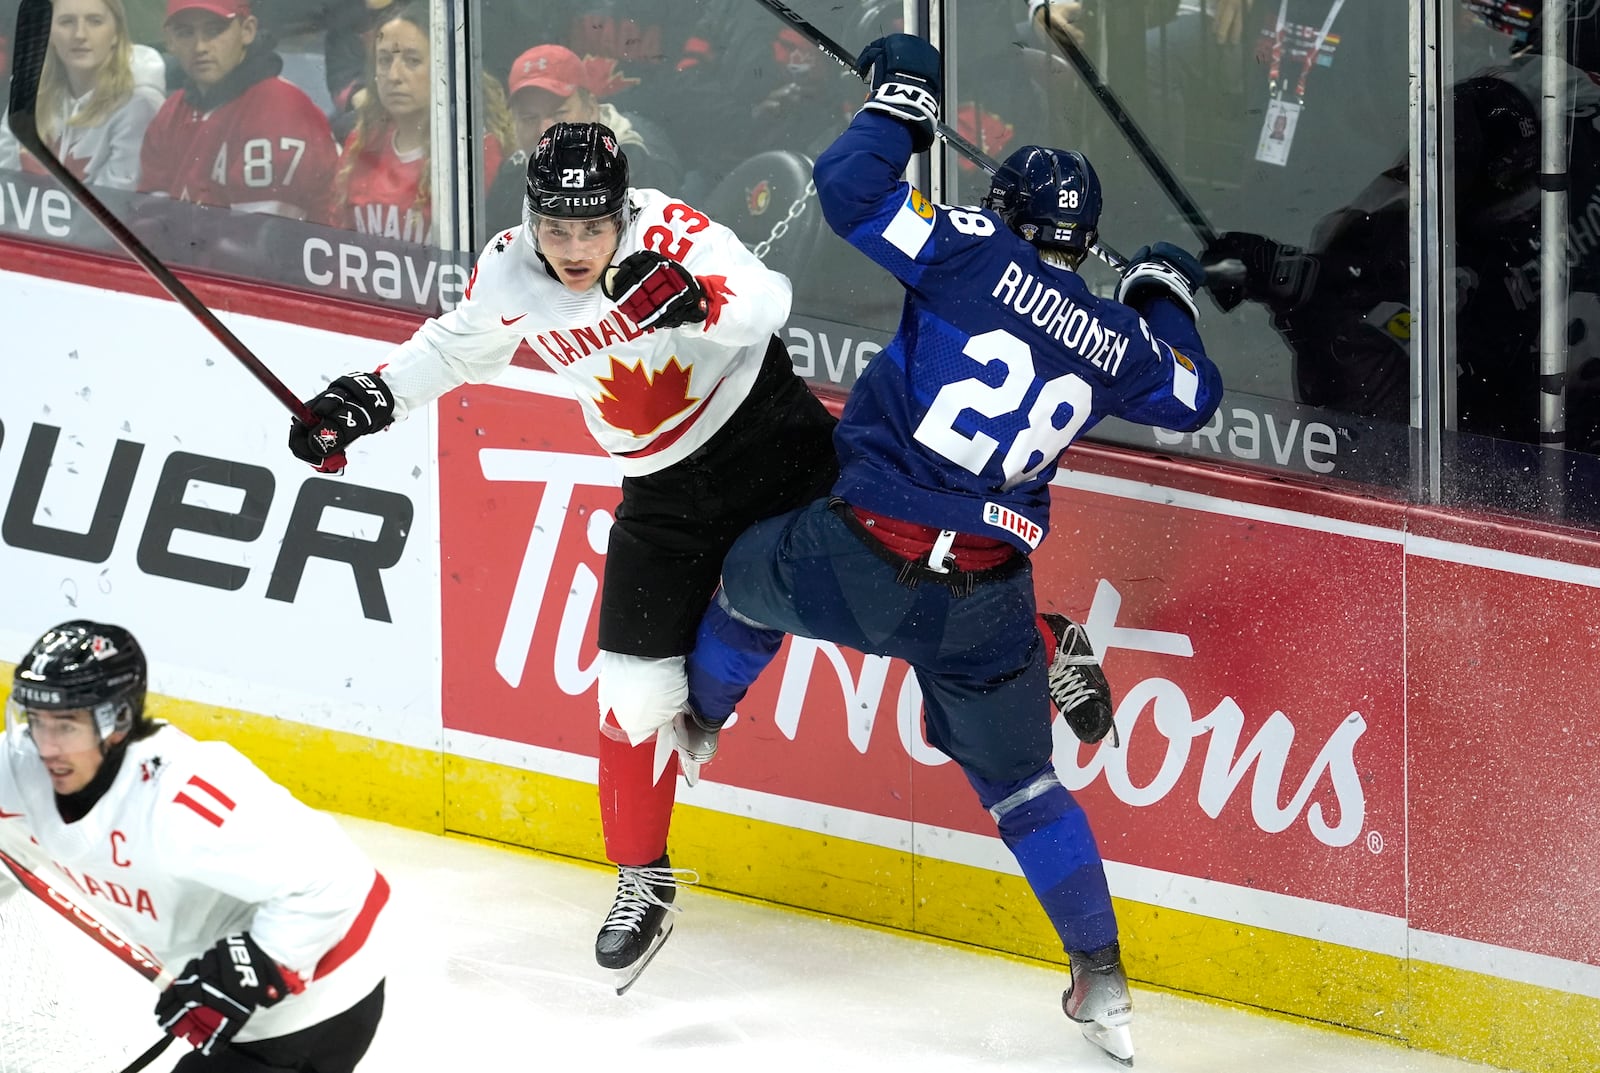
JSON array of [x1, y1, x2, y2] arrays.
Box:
[[688, 497, 1118, 955]]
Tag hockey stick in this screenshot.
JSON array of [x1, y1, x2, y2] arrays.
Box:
[[1031, 15, 1219, 250], [0, 843, 178, 1071], [747, 0, 1130, 269], [6, 0, 345, 472]]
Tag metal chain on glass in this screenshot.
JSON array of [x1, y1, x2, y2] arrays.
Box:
[[751, 179, 818, 261]]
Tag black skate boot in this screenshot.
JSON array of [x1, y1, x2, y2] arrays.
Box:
[[1041, 613, 1117, 745], [1063, 941, 1135, 1066], [595, 854, 697, 994]]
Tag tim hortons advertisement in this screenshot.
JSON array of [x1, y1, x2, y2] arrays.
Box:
[[0, 272, 442, 747], [436, 377, 1408, 923]]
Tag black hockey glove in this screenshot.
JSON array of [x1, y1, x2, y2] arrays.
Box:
[[1115, 241, 1206, 322], [287, 371, 396, 470], [1200, 231, 1319, 315], [855, 33, 943, 152], [154, 932, 294, 1055], [602, 250, 709, 331]]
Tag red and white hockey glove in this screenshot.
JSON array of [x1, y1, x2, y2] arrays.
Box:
[[602, 250, 709, 331], [154, 933, 296, 1055]]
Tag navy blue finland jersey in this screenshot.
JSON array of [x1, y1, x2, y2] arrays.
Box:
[[813, 113, 1223, 554]]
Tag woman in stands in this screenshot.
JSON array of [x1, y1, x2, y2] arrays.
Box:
[[335, 0, 513, 246], [27, 0, 163, 189]]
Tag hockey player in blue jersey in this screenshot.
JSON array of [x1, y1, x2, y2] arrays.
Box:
[[674, 33, 1222, 1067]]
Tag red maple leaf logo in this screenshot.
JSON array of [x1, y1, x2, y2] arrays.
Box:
[[595, 356, 699, 436], [698, 274, 735, 329]]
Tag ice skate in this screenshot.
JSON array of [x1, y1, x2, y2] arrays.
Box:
[[675, 706, 724, 766], [1063, 942, 1135, 1066], [1041, 613, 1116, 745], [595, 854, 698, 995]]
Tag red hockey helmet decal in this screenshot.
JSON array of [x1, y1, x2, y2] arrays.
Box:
[[89, 635, 119, 660], [602, 135, 618, 157]]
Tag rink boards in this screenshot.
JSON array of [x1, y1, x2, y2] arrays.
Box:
[[0, 260, 1597, 1073]]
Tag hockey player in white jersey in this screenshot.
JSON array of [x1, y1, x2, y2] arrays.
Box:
[[287, 121, 842, 992], [0, 621, 388, 1070]]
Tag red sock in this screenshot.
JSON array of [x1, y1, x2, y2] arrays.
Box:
[[598, 715, 678, 866], [1037, 614, 1059, 663]]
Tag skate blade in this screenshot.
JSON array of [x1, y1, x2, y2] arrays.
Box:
[[611, 916, 675, 996], [679, 753, 703, 787], [1080, 1021, 1135, 1066]]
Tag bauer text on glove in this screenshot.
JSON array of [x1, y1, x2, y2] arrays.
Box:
[[287, 371, 396, 466], [855, 33, 943, 152], [153, 932, 297, 1055]]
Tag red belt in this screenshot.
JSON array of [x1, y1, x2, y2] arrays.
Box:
[[848, 505, 1017, 571]]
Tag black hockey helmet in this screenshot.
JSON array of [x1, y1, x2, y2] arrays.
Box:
[[10, 621, 147, 740], [525, 121, 630, 222], [982, 145, 1101, 256]]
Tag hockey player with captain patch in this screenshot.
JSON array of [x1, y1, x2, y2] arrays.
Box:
[[0, 621, 389, 1070], [681, 32, 1223, 1066]]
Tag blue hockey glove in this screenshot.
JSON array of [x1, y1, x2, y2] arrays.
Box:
[[855, 33, 943, 152], [1115, 241, 1206, 321]]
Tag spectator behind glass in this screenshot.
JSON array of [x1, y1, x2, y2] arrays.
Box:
[[335, 1, 511, 245], [484, 43, 682, 230], [20, 0, 164, 189], [139, 0, 338, 221]]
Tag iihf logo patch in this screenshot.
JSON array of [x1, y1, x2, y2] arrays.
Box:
[[90, 635, 119, 660], [982, 502, 1042, 549], [602, 135, 618, 156]]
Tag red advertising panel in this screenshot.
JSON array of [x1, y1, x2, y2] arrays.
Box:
[[1408, 554, 1600, 965], [440, 385, 1407, 917]]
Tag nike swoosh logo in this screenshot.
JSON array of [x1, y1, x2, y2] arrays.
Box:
[[0, 809, 23, 819], [501, 313, 527, 326]]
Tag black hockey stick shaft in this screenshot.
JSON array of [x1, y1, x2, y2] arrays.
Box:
[[1036, 23, 1218, 249], [6, 0, 344, 470], [748, 0, 1130, 268], [120, 1034, 179, 1073]]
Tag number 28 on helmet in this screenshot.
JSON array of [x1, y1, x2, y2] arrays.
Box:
[[981, 145, 1101, 259]]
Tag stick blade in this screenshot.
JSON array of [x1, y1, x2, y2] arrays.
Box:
[[7, 0, 53, 150]]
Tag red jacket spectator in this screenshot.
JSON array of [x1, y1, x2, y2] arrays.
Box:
[[139, 0, 337, 222]]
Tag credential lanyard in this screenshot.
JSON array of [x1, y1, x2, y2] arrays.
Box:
[[1268, 0, 1346, 102]]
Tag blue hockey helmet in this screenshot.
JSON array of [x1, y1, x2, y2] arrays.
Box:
[[982, 145, 1101, 256]]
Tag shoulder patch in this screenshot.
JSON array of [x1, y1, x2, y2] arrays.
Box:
[[1170, 347, 1199, 409], [882, 184, 937, 258]]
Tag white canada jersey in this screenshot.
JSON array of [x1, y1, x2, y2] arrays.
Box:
[[379, 187, 793, 476], [0, 724, 387, 1042]]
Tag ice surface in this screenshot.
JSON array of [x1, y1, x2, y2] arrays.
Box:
[[6, 815, 1510, 1072], [348, 818, 1509, 1073]]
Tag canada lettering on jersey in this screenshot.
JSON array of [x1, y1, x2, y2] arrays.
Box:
[[992, 261, 1130, 376], [534, 309, 648, 367], [54, 861, 159, 920], [351, 202, 427, 245]]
